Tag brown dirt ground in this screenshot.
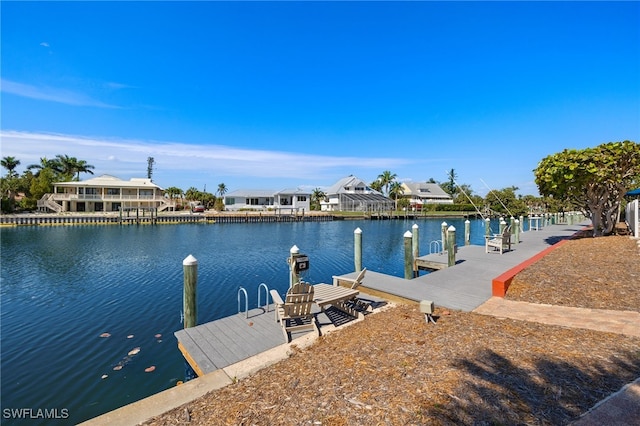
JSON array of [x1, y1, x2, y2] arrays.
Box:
[[144, 235, 640, 426]]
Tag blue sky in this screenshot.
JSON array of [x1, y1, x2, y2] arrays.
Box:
[[1, 1, 639, 196]]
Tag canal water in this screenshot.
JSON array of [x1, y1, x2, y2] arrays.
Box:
[[1, 217, 502, 424]]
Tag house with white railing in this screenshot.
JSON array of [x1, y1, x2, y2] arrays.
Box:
[[37, 175, 173, 213]]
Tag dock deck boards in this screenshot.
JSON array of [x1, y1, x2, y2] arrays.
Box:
[[175, 303, 367, 376], [341, 222, 588, 312], [176, 222, 588, 377]]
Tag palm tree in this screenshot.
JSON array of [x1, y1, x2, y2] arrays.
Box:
[[54, 155, 94, 181], [1, 156, 20, 178], [54, 154, 77, 179], [311, 188, 326, 211], [1, 156, 21, 212], [27, 157, 61, 177], [73, 159, 95, 181], [377, 170, 397, 197], [185, 187, 200, 202], [164, 186, 183, 211], [389, 181, 404, 210], [369, 179, 383, 193], [217, 183, 227, 198]]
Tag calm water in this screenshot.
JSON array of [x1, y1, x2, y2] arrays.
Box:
[[1, 218, 499, 424]]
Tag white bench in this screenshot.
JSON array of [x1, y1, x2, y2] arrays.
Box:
[[485, 226, 512, 254]]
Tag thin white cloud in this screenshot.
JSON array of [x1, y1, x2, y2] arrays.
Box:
[[40, 42, 50, 48], [0, 79, 119, 108], [0, 130, 412, 187]]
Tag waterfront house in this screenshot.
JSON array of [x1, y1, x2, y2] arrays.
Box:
[[400, 182, 453, 210], [37, 175, 172, 213], [320, 176, 393, 212], [223, 188, 311, 212]]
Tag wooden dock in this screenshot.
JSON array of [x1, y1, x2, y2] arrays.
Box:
[[175, 221, 588, 379], [175, 302, 375, 377], [337, 221, 590, 312]]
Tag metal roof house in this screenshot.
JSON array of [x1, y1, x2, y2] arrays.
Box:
[[223, 188, 311, 212], [401, 182, 453, 209], [37, 175, 172, 213], [320, 176, 393, 212]]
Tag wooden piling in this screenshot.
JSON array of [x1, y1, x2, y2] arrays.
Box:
[[411, 224, 419, 277], [485, 218, 490, 237], [464, 219, 470, 245], [354, 227, 362, 273], [440, 222, 447, 254], [447, 226, 456, 267], [403, 231, 413, 280], [183, 255, 198, 329]]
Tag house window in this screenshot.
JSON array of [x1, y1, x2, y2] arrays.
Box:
[[249, 198, 259, 205], [298, 196, 307, 202], [225, 198, 235, 205], [85, 188, 98, 195], [107, 188, 120, 195]]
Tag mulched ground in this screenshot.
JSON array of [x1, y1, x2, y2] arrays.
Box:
[[144, 235, 640, 426], [506, 234, 640, 311]]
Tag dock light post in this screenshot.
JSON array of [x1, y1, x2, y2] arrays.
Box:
[[289, 245, 301, 287], [354, 228, 362, 273], [183, 254, 198, 329], [404, 231, 413, 280]]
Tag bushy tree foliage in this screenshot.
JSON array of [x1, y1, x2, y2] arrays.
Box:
[[484, 186, 528, 217], [534, 141, 640, 236]]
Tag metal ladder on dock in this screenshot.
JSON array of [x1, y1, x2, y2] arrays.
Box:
[[237, 283, 272, 318]]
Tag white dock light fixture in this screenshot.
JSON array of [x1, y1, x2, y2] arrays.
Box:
[[420, 300, 436, 324]]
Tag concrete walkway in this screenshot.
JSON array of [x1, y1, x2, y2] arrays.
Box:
[[474, 297, 640, 337]]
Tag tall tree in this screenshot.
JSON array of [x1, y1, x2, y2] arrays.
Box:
[[1, 156, 20, 178], [311, 188, 326, 211], [73, 159, 95, 181], [369, 179, 383, 193], [442, 168, 458, 196], [217, 183, 227, 198], [27, 157, 61, 177], [1, 156, 22, 212], [50, 155, 94, 181], [185, 187, 200, 202], [54, 154, 78, 180], [389, 181, 404, 210], [147, 157, 155, 180], [377, 170, 397, 197], [534, 141, 640, 236]]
